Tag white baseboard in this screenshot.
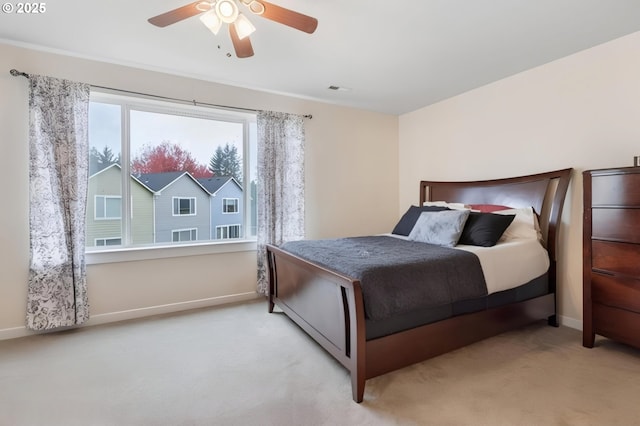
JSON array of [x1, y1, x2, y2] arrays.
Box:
[[1, 296, 583, 341], [0, 292, 260, 341], [0, 326, 33, 341]]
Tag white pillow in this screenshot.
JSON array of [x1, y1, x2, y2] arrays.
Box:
[[422, 201, 470, 211], [408, 210, 470, 247], [493, 207, 539, 241]]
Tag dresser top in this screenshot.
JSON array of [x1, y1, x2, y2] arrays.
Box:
[[585, 166, 640, 176]]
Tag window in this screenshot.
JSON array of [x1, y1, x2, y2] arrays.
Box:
[[95, 195, 122, 220], [172, 228, 197, 242], [87, 92, 257, 251], [173, 197, 196, 216], [216, 225, 241, 240], [95, 238, 122, 246], [223, 198, 239, 213]]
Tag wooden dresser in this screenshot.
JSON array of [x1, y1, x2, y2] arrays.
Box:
[[583, 167, 640, 349]]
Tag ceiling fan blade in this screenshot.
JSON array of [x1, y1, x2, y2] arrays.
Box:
[[148, 1, 203, 27], [256, 1, 318, 34], [229, 25, 255, 58]]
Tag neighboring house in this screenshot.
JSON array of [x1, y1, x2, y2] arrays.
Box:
[[138, 172, 212, 243], [86, 164, 155, 247], [197, 176, 244, 239]]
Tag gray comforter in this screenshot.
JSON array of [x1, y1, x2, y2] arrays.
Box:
[[280, 236, 487, 321]]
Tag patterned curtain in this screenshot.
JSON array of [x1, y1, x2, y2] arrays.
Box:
[[27, 75, 90, 330], [256, 111, 306, 295]]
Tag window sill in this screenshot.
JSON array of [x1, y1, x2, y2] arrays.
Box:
[[86, 239, 258, 265]]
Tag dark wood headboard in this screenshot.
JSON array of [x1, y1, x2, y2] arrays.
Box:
[[420, 168, 572, 263]]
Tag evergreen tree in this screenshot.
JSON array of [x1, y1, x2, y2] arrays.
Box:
[[89, 146, 120, 174], [208, 143, 242, 183]]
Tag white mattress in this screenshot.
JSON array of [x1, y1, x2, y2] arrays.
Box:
[[387, 235, 550, 295]]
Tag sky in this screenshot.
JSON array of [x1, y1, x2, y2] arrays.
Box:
[[89, 101, 257, 177]]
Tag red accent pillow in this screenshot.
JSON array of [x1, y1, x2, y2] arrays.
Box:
[[469, 204, 512, 213]]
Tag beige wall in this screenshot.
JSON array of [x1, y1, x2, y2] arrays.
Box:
[[0, 43, 399, 337], [399, 31, 640, 327], [7, 28, 636, 337]]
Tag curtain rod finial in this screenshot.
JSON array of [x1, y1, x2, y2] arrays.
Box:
[[10, 69, 29, 78]]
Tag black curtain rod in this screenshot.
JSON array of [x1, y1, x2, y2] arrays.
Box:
[[9, 69, 312, 119]]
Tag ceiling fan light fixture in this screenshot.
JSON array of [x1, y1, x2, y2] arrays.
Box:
[[199, 9, 222, 35], [216, 0, 239, 23], [234, 13, 256, 40], [195, 1, 215, 12], [248, 1, 265, 15]]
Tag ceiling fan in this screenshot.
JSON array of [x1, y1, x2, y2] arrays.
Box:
[[148, 0, 318, 58]]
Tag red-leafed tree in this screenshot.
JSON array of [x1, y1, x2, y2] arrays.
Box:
[[131, 141, 212, 178]]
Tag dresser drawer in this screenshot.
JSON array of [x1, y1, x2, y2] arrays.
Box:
[[593, 303, 640, 349], [592, 173, 640, 206], [591, 273, 640, 313], [592, 208, 640, 243], [592, 240, 640, 276]]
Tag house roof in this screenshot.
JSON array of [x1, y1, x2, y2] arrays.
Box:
[[138, 171, 211, 194], [196, 176, 242, 196], [89, 163, 155, 193]]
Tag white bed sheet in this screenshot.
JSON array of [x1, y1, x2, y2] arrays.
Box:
[[387, 235, 550, 295], [455, 239, 550, 294]]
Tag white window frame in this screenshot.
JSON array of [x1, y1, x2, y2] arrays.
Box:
[[172, 228, 197, 242], [95, 195, 122, 220], [222, 198, 239, 214], [173, 197, 196, 216], [95, 237, 122, 246], [216, 224, 242, 240], [86, 91, 258, 264]]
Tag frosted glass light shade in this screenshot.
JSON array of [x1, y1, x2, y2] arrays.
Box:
[[234, 13, 256, 39], [199, 9, 222, 35], [216, 0, 239, 23]]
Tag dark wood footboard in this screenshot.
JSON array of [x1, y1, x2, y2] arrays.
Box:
[[266, 244, 366, 401]]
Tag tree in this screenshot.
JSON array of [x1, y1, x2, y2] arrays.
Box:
[[89, 146, 120, 174], [131, 141, 212, 178], [208, 143, 242, 183]]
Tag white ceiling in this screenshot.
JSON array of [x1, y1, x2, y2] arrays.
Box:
[[2, 0, 640, 115]]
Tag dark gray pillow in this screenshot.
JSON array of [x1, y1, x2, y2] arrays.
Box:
[[408, 210, 470, 247], [458, 212, 515, 247], [392, 205, 449, 236]]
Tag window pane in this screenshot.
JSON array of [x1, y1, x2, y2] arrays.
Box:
[[105, 197, 121, 218], [87, 102, 122, 248], [87, 93, 256, 251], [223, 198, 238, 213], [179, 198, 192, 215], [95, 196, 105, 219], [248, 121, 257, 237]]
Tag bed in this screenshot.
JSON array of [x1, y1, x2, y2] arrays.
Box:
[[266, 168, 572, 402]]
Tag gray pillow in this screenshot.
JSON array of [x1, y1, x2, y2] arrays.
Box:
[[408, 210, 470, 247]]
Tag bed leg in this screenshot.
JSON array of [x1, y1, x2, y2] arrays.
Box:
[[547, 314, 559, 327], [352, 375, 365, 403]]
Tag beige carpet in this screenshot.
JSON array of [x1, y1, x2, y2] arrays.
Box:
[[1, 300, 639, 426]]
